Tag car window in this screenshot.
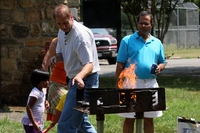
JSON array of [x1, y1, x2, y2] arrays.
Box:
[[90, 28, 109, 35]]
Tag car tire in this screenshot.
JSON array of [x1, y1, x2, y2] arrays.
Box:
[[107, 58, 116, 65]]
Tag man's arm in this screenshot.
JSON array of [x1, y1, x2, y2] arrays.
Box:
[[76, 62, 93, 79], [72, 62, 93, 88], [50, 53, 63, 68]]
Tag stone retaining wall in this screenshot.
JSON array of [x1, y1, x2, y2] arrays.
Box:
[[0, 0, 80, 106]]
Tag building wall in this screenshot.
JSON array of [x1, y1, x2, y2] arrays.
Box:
[[0, 0, 80, 106]]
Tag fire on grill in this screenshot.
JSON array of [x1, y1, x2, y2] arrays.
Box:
[[74, 63, 166, 133], [75, 63, 166, 115]]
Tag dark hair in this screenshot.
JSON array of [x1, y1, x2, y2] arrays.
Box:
[[30, 69, 49, 87], [137, 10, 154, 24]]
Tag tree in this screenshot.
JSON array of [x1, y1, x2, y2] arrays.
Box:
[[118, 0, 180, 43], [185, 0, 200, 24]]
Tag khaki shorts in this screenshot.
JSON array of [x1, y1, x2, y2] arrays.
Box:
[[118, 78, 163, 118]]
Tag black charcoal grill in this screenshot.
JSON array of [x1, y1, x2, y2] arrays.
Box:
[[75, 87, 166, 133]]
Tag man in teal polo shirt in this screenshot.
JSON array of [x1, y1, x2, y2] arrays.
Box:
[[116, 10, 166, 133]]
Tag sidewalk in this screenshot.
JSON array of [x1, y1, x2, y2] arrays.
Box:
[[0, 107, 25, 122], [0, 106, 45, 123], [98, 58, 200, 77]]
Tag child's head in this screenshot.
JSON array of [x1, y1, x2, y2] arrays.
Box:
[[30, 69, 50, 88]]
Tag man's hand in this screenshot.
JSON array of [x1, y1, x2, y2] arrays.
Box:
[[155, 66, 161, 75], [72, 76, 85, 89], [155, 63, 166, 75], [49, 56, 57, 68], [71, 63, 93, 89]]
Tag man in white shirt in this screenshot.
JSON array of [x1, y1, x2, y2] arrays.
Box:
[[50, 4, 100, 133]]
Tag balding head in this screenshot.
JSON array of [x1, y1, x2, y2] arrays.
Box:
[[53, 4, 74, 32], [53, 4, 71, 20]]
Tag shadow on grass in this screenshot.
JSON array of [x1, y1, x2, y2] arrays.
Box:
[[157, 76, 200, 91]]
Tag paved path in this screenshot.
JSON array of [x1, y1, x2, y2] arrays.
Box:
[[98, 58, 200, 77], [160, 58, 200, 77]]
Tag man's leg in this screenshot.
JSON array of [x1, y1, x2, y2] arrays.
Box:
[[143, 118, 154, 133], [57, 81, 83, 133], [78, 114, 96, 133], [79, 73, 98, 133], [123, 118, 135, 133]]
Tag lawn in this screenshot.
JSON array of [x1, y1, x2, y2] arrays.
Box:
[[0, 76, 199, 133], [0, 47, 199, 132], [164, 44, 200, 59]]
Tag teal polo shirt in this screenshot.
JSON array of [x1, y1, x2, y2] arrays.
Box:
[[117, 31, 166, 79]]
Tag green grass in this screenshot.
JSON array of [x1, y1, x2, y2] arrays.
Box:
[[164, 44, 200, 58], [89, 76, 200, 133], [0, 117, 25, 133], [0, 76, 199, 133], [0, 46, 199, 133]]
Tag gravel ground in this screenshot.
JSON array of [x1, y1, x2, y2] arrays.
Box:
[[0, 107, 26, 123], [0, 106, 46, 123]]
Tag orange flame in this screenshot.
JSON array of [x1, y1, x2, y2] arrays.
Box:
[[118, 63, 137, 103], [118, 64, 137, 89]]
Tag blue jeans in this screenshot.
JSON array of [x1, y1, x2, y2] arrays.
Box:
[[58, 73, 98, 133]]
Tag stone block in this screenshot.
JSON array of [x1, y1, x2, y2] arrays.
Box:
[[30, 24, 41, 36], [0, 24, 8, 36], [11, 10, 25, 23], [0, 0, 16, 9], [27, 9, 41, 23], [0, 71, 12, 81], [13, 71, 23, 80], [68, 0, 80, 7], [1, 84, 20, 94], [25, 38, 42, 47], [41, 10, 45, 20], [0, 0, 81, 106], [1, 46, 8, 57], [1, 58, 17, 70], [42, 22, 50, 33], [0, 10, 12, 22], [49, 21, 58, 33], [12, 25, 29, 38], [22, 47, 42, 60], [8, 47, 20, 58], [19, 0, 37, 9], [46, 6, 53, 19]]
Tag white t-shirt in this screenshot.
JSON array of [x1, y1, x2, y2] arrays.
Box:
[[56, 21, 100, 78], [23, 87, 45, 120]]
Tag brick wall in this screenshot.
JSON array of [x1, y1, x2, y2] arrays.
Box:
[[0, 0, 80, 106]]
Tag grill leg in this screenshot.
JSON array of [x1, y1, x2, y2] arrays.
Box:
[[135, 112, 143, 133], [96, 113, 104, 133]]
